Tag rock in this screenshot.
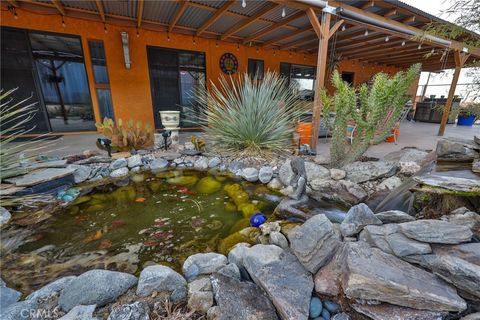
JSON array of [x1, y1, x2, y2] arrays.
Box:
[[269, 231, 289, 249], [384, 148, 429, 165], [473, 159, 480, 173], [375, 210, 415, 223], [314, 155, 330, 165], [136, 265, 186, 299], [377, 176, 402, 191], [436, 138, 479, 162], [461, 312, 480, 320], [476, 135, 480, 145], [207, 306, 221, 320], [59, 304, 97, 320], [332, 313, 350, 320], [305, 162, 330, 182], [359, 225, 395, 255], [399, 161, 422, 175], [343, 161, 396, 183], [340, 203, 382, 237], [323, 301, 340, 313], [5, 167, 76, 187], [0, 300, 37, 320], [329, 168, 345, 181], [107, 301, 149, 320], [243, 244, 313, 320], [259, 221, 280, 235], [352, 303, 445, 320], [27, 276, 76, 302], [288, 214, 341, 273], [0, 207, 12, 227], [211, 273, 279, 320], [321, 308, 331, 320], [149, 159, 169, 171], [208, 157, 221, 168], [258, 166, 274, 184], [414, 174, 480, 193], [0, 279, 21, 310], [217, 263, 241, 280], [58, 270, 137, 311], [187, 277, 214, 313], [405, 243, 480, 301], [399, 220, 472, 244], [228, 161, 244, 175], [267, 178, 283, 190], [241, 168, 258, 182], [385, 231, 432, 257], [314, 243, 345, 297], [342, 242, 467, 312], [309, 297, 323, 318], [126, 155, 142, 168], [309, 179, 366, 205], [109, 158, 127, 170], [110, 167, 129, 178], [279, 160, 294, 185], [227, 243, 250, 268], [441, 210, 480, 238], [194, 157, 209, 170], [67, 164, 92, 183], [183, 253, 228, 281]]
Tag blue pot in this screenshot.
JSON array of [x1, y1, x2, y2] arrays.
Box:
[[457, 115, 476, 126]]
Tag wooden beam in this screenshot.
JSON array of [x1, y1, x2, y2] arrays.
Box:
[[243, 11, 305, 44], [197, 0, 234, 36], [7, 0, 19, 7], [51, 0, 65, 15], [328, 19, 344, 39], [402, 16, 416, 24], [137, 0, 144, 28], [306, 8, 322, 38], [169, 0, 189, 32], [94, 0, 105, 22], [261, 26, 311, 47], [310, 12, 331, 149], [384, 8, 397, 18], [221, 2, 278, 40], [438, 50, 470, 136], [346, 43, 425, 60], [361, 1, 375, 10]]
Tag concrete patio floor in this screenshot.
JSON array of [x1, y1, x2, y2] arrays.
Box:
[[33, 121, 479, 160]]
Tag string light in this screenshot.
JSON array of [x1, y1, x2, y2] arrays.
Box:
[[281, 7, 286, 18], [104, 23, 108, 33], [364, 29, 369, 36], [167, 34, 171, 41], [242, 0, 246, 8], [237, 43, 240, 51], [418, 44, 422, 49], [401, 41, 406, 46], [431, 48, 435, 54], [341, 25, 346, 31], [136, 28, 140, 37], [62, 17, 66, 27], [385, 36, 389, 42]]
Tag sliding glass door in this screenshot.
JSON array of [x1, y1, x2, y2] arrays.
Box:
[[147, 47, 206, 129]]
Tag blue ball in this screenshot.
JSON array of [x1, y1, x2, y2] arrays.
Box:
[[56, 190, 66, 199], [309, 297, 323, 318], [321, 308, 331, 320], [250, 213, 267, 228], [61, 194, 74, 202]]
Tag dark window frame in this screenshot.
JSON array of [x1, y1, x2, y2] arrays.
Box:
[[341, 71, 355, 85], [248, 58, 264, 80]]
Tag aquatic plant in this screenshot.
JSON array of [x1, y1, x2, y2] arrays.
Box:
[[95, 117, 154, 151], [323, 64, 421, 167], [193, 72, 310, 157]]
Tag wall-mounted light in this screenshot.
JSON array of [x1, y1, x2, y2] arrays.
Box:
[[120, 31, 131, 69], [364, 30, 369, 36], [104, 23, 108, 33], [215, 42, 219, 48], [136, 28, 140, 37], [193, 37, 196, 45], [385, 36, 389, 42], [237, 43, 240, 51], [256, 47, 259, 53], [281, 7, 286, 18], [61, 17, 66, 27], [167, 34, 171, 41], [418, 44, 422, 49]]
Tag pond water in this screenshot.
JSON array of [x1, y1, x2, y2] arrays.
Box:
[[2, 169, 285, 294]]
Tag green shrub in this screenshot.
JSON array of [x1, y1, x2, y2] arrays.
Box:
[[193, 72, 309, 157], [323, 64, 421, 167]]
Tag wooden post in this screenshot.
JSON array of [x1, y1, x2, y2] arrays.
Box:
[[438, 51, 470, 136], [307, 9, 331, 150]]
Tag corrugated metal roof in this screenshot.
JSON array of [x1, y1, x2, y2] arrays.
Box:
[[142, 1, 178, 24], [207, 15, 244, 33], [234, 20, 271, 38], [277, 32, 315, 46], [61, 0, 97, 12], [256, 27, 293, 42], [103, 0, 138, 18], [190, 0, 229, 9], [229, 0, 271, 17], [262, 6, 299, 23], [177, 6, 213, 29], [287, 15, 311, 29]]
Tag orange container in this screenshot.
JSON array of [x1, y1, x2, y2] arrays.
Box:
[[296, 122, 312, 145]]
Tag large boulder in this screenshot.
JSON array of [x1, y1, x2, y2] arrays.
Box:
[[352, 303, 445, 320], [187, 277, 213, 313], [243, 245, 313, 320], [414, 174, 480, 193], [405, 243, 480, 301], [0, 300, 37, 320], [441, 208, 480, 238], [342, 161, 396, 183], [399, 220, 472, 244], [314, 243, 346, 297], [183, 253, 228, 281], [59, 304, 97, 320], [374, 210, 415, 224], [287, 214, 341, 273], [211, 273, 279, 320], [436, 138, 479, 162], [136, 265, 187, 298], [279, 160, 329, 185], [27, 276, 77, 303], [341, 242, 466, 312], [58, 270, 137, 311], [0, 279, 21, 310], [340, 203, 382, 237]]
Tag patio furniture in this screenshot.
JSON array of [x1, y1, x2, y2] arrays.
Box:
[[413, 96, 461, 123], [346, 124, 356, 144], [385, 105, 411, 144]]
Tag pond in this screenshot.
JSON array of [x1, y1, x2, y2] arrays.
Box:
[[2, 169, 284, 294]]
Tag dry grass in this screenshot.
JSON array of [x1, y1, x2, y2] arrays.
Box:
[[151, 299, 205, 320]]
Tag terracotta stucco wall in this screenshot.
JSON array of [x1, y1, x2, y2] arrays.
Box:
[[1, 8, 405, 130]]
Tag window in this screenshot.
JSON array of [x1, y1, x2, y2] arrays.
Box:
[[280, 62, 316, 101], [248, 59, 264, 80], [29, 31, 95, 132], [88, 40, 114, 120], [341, 72, 354, 85]]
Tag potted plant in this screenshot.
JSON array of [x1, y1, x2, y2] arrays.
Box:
[[456, 102, 480, 126], [159, 110, 181, 144]]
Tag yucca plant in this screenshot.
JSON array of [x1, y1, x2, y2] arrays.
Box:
[[193, 72, 310, 157], [323, 63, 421, 167]]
